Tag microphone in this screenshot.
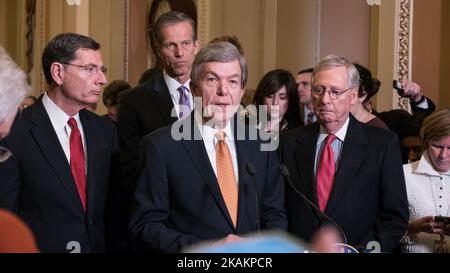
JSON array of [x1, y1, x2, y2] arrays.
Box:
[[279, 164, 348, 244], [245, 162, 260, 234]]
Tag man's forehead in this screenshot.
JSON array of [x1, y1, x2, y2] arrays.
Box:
[[202, 61, 241, 76]]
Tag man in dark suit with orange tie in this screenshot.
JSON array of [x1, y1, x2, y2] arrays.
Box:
[[280, 55, 409, 252], [129, 42, 287, 253], [0, 33, 121, 252]]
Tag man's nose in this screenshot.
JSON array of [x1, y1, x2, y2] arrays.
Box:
[[174, 45, 184, 57]]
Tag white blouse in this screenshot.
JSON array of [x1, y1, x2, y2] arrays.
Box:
[[403, 152, 450, 253]]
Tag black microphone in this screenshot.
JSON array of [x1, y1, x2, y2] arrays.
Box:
[[279, 164, 348, 244], [245, 162, 260, 234]]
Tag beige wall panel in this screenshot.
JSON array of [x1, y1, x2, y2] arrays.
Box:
[[320, 0, 370, 66], [222, 0, 262, 90], [412, 0, 441, 108], [277, 0, 318, 75], [375, 0, 397, 111], [128, 0, 148, 87], [439, 1, 450, 109]]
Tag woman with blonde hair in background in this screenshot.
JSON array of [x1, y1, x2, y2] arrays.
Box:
[[402, 108, 450, 252]]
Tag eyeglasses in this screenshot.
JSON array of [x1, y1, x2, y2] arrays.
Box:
[[0, 146, 12, 163], [60, 62, 107, 75], [311, 86, 354, 100]]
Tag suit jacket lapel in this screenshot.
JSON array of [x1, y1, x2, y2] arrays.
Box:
[[233, 118, 251, 231], [326, 116, 368, 214], [80, 110, 100, 216], [150, 74, 178, 124], [293, 124, 320, 206], [30, 101, 85, 212], [180, 114, 235, 228]]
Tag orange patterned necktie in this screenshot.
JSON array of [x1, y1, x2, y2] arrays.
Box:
[[215, 131, 238, 227]]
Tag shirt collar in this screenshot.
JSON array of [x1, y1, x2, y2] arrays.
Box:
[[199, 117, 234, 145], [163, 70, 191, 96], [415, 152, 450, 177], [318, 116, 350, 144], [42, 92, 81, 130]]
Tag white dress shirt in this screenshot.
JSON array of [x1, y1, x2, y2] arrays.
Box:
[[403, 152, 450, 253], [163, 71, 193, 119], [199, 120, 239, 184], [42, 93, 87, 168]]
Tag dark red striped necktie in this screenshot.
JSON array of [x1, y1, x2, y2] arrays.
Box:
[[67, 118, 86, 211]]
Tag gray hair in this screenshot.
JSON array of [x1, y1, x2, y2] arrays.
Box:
[[190, 42, 247, 88], [154, 11, 197, 50], [312, 54, 360, 89], [0, 46, 30, 122]]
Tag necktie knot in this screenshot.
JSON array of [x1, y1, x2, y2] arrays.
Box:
[[67, 117, 77, 130], [215, 130, 226, 141], [325, 134, 337, 146], [306, 112, 315, 124]]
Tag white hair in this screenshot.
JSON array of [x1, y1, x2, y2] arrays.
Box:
[[0, 46, 30, 122]]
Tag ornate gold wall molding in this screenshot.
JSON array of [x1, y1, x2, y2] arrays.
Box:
[[396, 0, 413, 111]]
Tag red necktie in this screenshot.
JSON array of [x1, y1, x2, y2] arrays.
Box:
[[316, 134, 337, 211], [68, 118, 86, 211]]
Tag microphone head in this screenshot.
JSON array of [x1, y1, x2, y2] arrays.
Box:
[[245, 162, 256, 176], [279, 164, 290, 177]]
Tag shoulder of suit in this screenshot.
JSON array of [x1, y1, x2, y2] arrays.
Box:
[[120, 74, 166, 102]]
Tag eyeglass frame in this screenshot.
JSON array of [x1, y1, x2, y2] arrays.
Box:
[[311, 85, 355, 100], [60, 62, 107, 75]]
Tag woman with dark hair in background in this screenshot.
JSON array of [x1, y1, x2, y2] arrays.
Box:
[[351, 63, 388, 130], [252, 69, 301, 133]]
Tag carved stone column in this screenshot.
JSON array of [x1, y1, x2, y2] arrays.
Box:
[[396, 0, 414, 111]]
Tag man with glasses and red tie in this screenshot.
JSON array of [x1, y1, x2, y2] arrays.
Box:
[[0, 33, 121, 253], [279, 55, 409, 252]]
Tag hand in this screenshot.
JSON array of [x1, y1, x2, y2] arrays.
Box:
[[408, 216, 444, 235], [213, 234, 244, 246], [441, 224, 450, 236], [310, 226, 343, 253], [400, 80, 424, 103]]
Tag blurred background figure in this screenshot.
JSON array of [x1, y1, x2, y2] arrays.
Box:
[[402, 108, 450, 253], [351, 63, 388, 130], [0, 209, 39, 253], [296, 68, 316, 126], [252, 69, 301, 133], [20, 95, 37, 110], [0, 46, 30, 143], [102, 80, 131, 123], [0, 46, 38, 253]]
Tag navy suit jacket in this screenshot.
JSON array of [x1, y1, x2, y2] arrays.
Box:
[[279, 115, 409, 252], [117, 73, 178, 192], [129, 113, 287, 252], [0, 100, 121, 253]]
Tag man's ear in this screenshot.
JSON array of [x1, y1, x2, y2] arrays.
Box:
[[50, 62, 65, 86], [193, 40, 199, 55]]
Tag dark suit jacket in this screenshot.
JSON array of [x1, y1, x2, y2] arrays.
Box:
[[117, 73, 178, 192], [129, 114, 287, 253], [0, 100, 121, 253], [279, 115, 409, 252]]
